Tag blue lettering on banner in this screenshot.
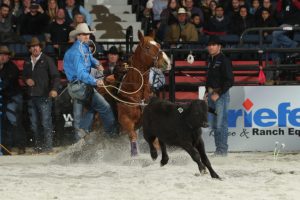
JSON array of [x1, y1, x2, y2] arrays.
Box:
[[228, 102, 300, 128]]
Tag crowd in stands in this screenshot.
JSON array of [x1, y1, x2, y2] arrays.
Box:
[[141, 0, 300, 45], [0, 0, 89, 55]]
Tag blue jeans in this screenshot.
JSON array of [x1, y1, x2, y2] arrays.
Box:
[[73, 88, 116, 140], [2, 94, 26, 149], [28, 97, 53, 150], [208, 91, 230, 154], [271, 24, 298, 63]]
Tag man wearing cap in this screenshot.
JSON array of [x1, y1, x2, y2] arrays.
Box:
[[63, 23, 117, 140], [0, 45, 26, 154], [165, 7, 198, 44], [205, 35, 234, 156], [23, 37, 60, 153]]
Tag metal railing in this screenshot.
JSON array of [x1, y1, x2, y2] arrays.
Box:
[[240, 26, 300, 46]]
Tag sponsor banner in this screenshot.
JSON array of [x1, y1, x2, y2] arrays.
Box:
[[199, 86, 300, 151]]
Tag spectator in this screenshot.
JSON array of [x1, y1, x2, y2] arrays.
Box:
[[165, 7, 198, 44], [0, 3, 19, 42], [269, 0, 300, 81], [184, 0, 204, 22], [230, 6, 254, 36], [255, 8, 277, 37], [11, 0, 23, 17], [208, 0, 217, 18], [45, 8, 72, 55], [249, 0, 260, 15], [46, 0, 59, 23], [19, 1, 49, 41], [227, 0, 241, 19], [152, 0, 168, 28], [200, 0, 212, 21], [0, 45, 26, 155], [19, 0, 31, 15], [276, 0, 300, 25], [63, 23, 117, 140], [256, 0, 276, 20], [64, 0, 92, 26], [22, 37, 60, 153], [157, 0, 179, 41], [191, 13, 204, 37], [204, 35, 234, 157], [204, 5, 231, 35]]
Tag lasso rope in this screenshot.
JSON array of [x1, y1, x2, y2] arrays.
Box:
[[0, 144, 12, 155], [101, 66, 145, 95], [99, 66, 148, 106]]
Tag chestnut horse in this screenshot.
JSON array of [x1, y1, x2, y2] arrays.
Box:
[[102, 31, 171, 156]]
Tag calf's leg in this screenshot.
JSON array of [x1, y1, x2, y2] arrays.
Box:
[[196, 138, 220, 179], [159, 140, 169, 166], [144, 135, 158, 160], [182, 144, 206, 174]]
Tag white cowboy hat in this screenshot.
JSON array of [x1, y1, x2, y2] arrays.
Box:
[[177, 7, 187, 14], [69, 23, 95, 38]]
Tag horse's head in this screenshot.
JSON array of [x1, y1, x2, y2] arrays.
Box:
[[135, 30, 171, 71]]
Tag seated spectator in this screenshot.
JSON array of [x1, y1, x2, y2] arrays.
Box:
[[45, 8, 71, 55], [152, 0, 168, 28], [0, 3, 19, 42], [11, 0, 23, 17], [204, 5, 231, 35], [46, 0, 59, 23], [230, 6, 254, 36], [165, 7, 198, 44], [184, 0, 204, 22], [200, 0, 212, 20], [256, 0, 276, 21], [249, 0, 260, 16], [19, 1, 49, 41], [191, 13, 204, 37], [226, 0, 241, 19], [0, 45, 26, 155], [19, 0, 31, 15], [276, 0, 300, 25], [156, 0, 179, 41], [255, 8, 277, 38], [64, 0, 92, 26], [208, 0, 217, 18]]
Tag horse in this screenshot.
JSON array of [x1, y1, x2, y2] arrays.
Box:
[[100, 30, 171, 156]]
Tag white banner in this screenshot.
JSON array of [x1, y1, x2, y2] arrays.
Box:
[[199, 86, 300, 151]]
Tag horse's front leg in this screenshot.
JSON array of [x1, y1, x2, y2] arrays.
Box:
[[118, 111, 139, 156]]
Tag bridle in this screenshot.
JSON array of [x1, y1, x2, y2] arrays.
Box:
[[136, 40, 163, 68]]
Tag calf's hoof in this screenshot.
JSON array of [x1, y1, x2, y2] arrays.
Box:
[[160, 156, 169, 167], [131, 142, 138, 157], [150, 150, 158, 160]]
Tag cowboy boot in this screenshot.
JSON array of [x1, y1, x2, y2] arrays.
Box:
[[131, 141, 138, 157]]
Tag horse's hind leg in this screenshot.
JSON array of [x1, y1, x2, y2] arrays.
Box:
[[159, 140, 169, 166], [196, 138, 220, 179]]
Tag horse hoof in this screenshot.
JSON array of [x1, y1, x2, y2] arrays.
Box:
[[131, 142, 138, 157]]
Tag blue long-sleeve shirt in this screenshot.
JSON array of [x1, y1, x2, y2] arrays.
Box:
[[63, 40, 99, 86]]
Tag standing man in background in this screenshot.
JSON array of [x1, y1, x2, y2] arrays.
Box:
[[0, 45, 26, 154], [23, 37, 60, 153], [205, 35, 234, 157]]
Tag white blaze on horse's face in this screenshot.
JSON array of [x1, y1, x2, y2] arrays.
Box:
[[149, 40, 171, 71]]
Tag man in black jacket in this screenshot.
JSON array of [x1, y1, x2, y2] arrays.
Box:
[[204, 35, 234, 156], [23, 37, 60, 153], [0, 45, 26, 154]]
